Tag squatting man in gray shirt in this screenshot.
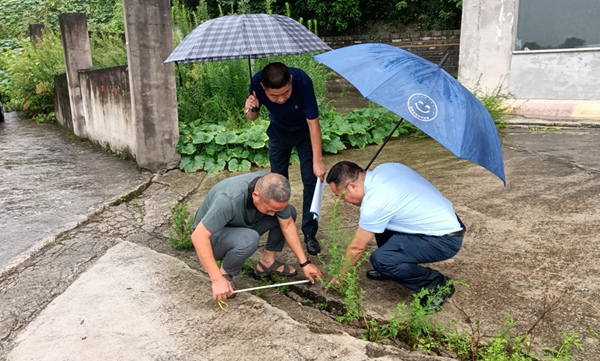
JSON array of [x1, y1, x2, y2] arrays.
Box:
[[191, 172, 322, 301]]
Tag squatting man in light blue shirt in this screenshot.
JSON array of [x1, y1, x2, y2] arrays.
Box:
[[325, 161, 465, 312]]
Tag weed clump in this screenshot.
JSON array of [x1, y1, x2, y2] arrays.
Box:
[[168, 201, 193, 249]]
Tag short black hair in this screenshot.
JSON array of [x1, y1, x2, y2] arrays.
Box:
[[326, 161, 364, 187], [261, 62, 291, 89]]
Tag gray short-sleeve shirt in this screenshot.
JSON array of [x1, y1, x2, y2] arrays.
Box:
[[192, 171, 292, 234]]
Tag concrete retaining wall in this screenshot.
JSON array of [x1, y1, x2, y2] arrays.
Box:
[[53, 4, 178, 172], [79, 66, 134, 155], [53, 73, 73, 132]]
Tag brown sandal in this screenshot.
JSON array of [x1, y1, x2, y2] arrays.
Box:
[[254, 260, 297, 277]]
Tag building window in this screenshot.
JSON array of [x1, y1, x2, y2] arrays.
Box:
[[515, 0, 600, 51]]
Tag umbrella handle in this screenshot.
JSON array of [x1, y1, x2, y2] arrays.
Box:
[[438, 53, 449, 68], [248, 57, 259, 113], [365, 118, 404, 171]]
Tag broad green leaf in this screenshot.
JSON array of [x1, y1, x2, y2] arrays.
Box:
[[179, 156, 191, 171], [180, 155, 204, 173], [192, 132, 214, 144], [217, 151, 230, 162], [227, 158, 240, 171], [348, 134, 368, 148], [204, 142, 219, 155], [252, 152, 270, 167], [228, 146, 250, 159], [331, 116, 352, 135], [238, 159, 252, 171], [204, 159, 226, 174], [204, 124, 226, 133], [245, 131, 269, 149], [228, 158, 252, 172], [323, 136, 345, 154], [215, 130, 236, 145], [349, 117, 370, 134], [180, 142, 197, 155]]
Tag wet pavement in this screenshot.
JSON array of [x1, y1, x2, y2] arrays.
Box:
[[1, 111, 600, 360], [0, 112, 151, 272]]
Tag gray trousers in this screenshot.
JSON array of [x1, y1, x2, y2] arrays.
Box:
[[210, 206, 297, 276]]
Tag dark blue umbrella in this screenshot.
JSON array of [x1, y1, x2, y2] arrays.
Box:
[[313, 43, 505, 184]]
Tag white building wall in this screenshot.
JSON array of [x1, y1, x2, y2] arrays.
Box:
[[510, 50, 600, 100], [459, 0, 600, 102]]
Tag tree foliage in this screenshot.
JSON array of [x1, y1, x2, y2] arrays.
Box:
[[168, 0, 462, 35], [0, 0, 118, 40], [304, 0, 362, 34]]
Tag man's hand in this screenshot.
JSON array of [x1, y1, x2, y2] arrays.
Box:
[[212, 276, 234, 301], [244, 91, 259, 118], [301, 263, 323, 284], [313, 160, 327, 182]]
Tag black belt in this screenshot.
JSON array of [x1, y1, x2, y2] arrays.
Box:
[[444, 215, 466, 237], [444, 229, 465, 237]]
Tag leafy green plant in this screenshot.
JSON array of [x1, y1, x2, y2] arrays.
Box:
[[473, 81, 513, 129], [317, 196, 349, 279], [543, 331, 583, 361], [2, 26, 127, 122], [3, 30, 64, 122], [0, 0, 119, 41], [168, 201, 193, 249], [335, 255, 369, 324], [90, 33, 127, 68], [318, 195, 370, 324], [394, 0, 462, 31], [357, 286, 584, 361], [177, 119, 270, 173], [304, 0, 361, 33]]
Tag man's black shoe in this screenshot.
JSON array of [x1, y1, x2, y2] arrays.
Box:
[[366, 269, 391, 281], [304, 235, 321, 255], [419, 283, 455, 313]]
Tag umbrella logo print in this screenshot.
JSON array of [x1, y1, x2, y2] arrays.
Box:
[[407, 93, 438, 122]]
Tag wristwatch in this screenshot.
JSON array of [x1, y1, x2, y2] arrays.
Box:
[[299, 259, 312, 268]]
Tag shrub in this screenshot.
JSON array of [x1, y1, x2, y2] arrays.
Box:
[[168, 201, 193, 249], [4, 30, 64, 122]]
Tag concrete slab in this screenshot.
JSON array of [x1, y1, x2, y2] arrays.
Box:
[[6, 242, 412, 361]]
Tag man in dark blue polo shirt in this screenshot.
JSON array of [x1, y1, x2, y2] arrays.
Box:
[[244, 62, 326, 256]]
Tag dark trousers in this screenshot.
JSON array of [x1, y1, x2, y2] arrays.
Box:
[[370, 229, 463, 292], [268, 134, 317, 237]]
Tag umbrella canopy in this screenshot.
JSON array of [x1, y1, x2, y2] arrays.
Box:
[[313, 43, 505, 183], [164, 14, 331, 64]]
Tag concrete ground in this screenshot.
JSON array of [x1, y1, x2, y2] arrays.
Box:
[[1, 115, 600, 360]]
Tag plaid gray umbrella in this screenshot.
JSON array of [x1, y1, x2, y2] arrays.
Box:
[[164, 14, 331, 64]]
